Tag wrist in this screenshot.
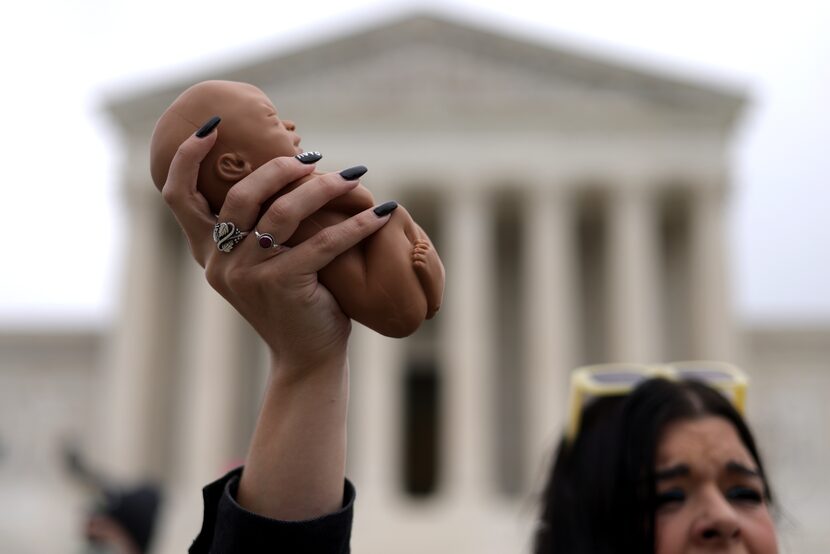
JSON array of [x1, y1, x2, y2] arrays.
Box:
[[268, 344, 349, 383], [241, 347, 350, 520]]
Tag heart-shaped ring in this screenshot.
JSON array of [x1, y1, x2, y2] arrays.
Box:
[[213, 221, 249, 253]]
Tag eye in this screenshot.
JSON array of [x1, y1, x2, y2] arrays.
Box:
[[655, 488, 686, 507], [727, 486, 763, 504]]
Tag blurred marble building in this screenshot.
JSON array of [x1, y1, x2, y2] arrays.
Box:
[[1, 13, 828, 554]]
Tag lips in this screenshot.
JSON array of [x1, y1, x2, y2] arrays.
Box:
[[293, 135, 303, 155]]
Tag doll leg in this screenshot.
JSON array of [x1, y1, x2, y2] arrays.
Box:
[[316, 207, 443, 336], [319, 235, 428, 337]]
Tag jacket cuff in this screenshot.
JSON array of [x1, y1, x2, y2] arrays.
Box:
[[189, 467, 355, 554]]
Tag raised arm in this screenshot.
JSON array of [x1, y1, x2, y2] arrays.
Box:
[[160, 118, 396, 547]]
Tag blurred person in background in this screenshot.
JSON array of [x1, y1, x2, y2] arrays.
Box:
[[82, 486, 160, 554], [65, 446, 161, 554], [161, 119, 778, 553]]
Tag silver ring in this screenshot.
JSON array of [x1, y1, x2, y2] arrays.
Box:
[[255, 230, 281, 249], [213, 222, 249, 253]]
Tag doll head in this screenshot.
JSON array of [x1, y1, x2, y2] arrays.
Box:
[[150, 80, 303, 214]]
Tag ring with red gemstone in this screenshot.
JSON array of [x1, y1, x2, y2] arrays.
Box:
[[255, 230, 280, 249]]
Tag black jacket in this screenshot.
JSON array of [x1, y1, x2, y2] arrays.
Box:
[[190, 467, 355, 553]]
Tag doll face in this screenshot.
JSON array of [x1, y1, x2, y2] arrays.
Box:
[[216, 83, 303, 167], [653, 417, 777, 554]]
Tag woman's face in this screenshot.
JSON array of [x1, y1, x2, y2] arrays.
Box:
[[653, 416, 777, 554]]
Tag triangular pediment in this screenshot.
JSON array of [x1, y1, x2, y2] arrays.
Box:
[[110, 12, 744, 136]]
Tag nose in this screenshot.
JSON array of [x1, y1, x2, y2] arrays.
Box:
[[691, 490, 741, 546], [284, 119, 296, 131]]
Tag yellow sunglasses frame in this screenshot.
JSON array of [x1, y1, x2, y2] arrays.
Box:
[[565, 361, 749, 443]]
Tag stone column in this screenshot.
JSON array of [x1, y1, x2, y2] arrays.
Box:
[[439, 184, 496, 502], [690, 183, 735, 360], [347, 323, 404, 504], [175, 264, 246, 490], [606, 183, 661, 362], [99, 178, 173, 480], [521, 184, 578, 493]]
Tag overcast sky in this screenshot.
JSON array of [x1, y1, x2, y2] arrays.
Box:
[[2, 0, 829, 328]]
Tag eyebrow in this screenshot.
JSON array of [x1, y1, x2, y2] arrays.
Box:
[[655, 461, 761, 482], [725, 461, 761, 478], [655, 464, 690, 481]]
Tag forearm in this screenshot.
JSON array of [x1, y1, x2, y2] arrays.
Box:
[[236, 350, 349, 520]]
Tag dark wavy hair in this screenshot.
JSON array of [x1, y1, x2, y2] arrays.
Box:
[[534, 378, 773, 553]]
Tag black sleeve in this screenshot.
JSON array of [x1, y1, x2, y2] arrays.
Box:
[[189, 467, 355, 554]]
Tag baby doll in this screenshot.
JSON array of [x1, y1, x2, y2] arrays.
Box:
[[150, 80, 444, 337]]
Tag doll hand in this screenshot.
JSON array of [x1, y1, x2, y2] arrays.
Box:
[[160, 123, 393, 375]]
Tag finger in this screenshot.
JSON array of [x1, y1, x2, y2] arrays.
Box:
[[284, 201, 399, 274], [161, 116, 220, 209], [160, 116, 222, 264], [216, 154, 320, 233], [255, 166, 367, 245]]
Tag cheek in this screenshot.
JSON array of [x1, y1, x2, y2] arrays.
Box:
[[272, 128, 295, 143], [654, 513, 689, 554], [250, 137, 293, 165], [741, 510, 778, 554]]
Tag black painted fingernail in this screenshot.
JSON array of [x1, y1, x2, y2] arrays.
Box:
[[339, 165, 368, 181], [373, 201, 398, 217], [195, 116, 221, 138], [295, 151, 322, 164]]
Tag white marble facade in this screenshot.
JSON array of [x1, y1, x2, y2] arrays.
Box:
[[2, 13, 826, 554]]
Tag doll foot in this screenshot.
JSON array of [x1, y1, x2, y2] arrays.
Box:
[[411, 239, 445, 318]]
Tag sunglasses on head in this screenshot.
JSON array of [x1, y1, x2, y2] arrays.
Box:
[[565, 361, 748, 443]]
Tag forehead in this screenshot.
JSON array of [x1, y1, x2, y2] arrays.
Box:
[[225, 84, 275, 111], [656, 416, 754, 471]]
